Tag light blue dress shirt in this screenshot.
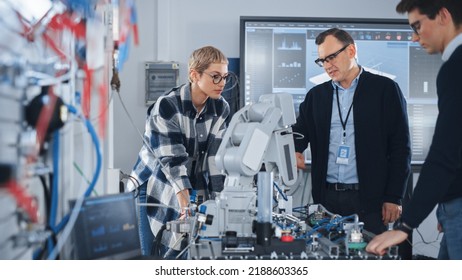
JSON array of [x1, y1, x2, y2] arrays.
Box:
[[326, 68, 363, 184]]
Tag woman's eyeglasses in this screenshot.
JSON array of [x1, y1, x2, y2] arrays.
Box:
[[203, 72, 229, 84]]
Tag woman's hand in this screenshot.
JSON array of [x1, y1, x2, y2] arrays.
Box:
[[176, 189, 190, 219]]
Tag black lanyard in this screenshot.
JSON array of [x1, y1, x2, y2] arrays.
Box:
[[335, 86, 354, 142]]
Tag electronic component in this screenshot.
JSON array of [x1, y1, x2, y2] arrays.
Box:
[[69, 193, 141, 260], [163, 94, 400, 260], [145, 62, 179, 105]]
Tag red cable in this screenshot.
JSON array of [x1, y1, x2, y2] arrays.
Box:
[[98, 81, 108, 139], [35, 89, 58, 151], [5, 180, 39, 223]]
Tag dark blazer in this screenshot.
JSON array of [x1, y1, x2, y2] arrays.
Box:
[[403, 45, 462, 228], [293, 70, 411, 213]]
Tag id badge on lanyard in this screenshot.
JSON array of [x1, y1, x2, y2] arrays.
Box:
[[336, 144, 350, 165], [335, 86, 353, 165]]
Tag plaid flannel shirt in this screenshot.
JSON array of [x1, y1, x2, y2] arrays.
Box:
[[127, 83, 229, 249]]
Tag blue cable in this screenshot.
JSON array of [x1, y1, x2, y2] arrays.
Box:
[[44, 104, 102, 259], [46, 131, 61, 254], [54, 214, 70, 233], [66, 104, 102, 198], [273, 182, 288, 201], [50, 131, 60, 228], [82, 118, 102, 197]]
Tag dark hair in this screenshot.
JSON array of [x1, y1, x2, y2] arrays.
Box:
[[315, 28, 354, 46], [396, 0, 462, 26]]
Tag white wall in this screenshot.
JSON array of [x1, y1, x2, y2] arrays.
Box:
[[157, 0, 405, 75], [113, 0, 157, 174], [113, 0, 441, 258]]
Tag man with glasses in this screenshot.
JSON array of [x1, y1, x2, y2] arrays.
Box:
[[292, 28, 411, 237], [127, 46, 230, 258], [367, 0, 462, 260]]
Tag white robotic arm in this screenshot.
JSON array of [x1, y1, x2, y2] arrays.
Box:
[[215, 93, 298, 189], [200, 93, 298, 238]]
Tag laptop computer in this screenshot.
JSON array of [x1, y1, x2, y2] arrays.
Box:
[[70, 192, 142, 260]]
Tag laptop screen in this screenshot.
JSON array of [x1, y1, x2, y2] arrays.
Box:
[[70, 192, 141, 260]]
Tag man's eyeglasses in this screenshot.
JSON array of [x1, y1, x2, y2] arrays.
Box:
[[410, 16, 428, 36], [204, 72, 229, 84], [314, 44, 350, 67]]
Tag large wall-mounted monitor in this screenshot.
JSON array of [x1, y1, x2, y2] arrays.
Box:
[[240, 16, 442, 164]]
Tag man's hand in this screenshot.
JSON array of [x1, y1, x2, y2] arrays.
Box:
[[366, 230, 408, 256], [295, 152, 306, 170], [382, 202, 402, 225]]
